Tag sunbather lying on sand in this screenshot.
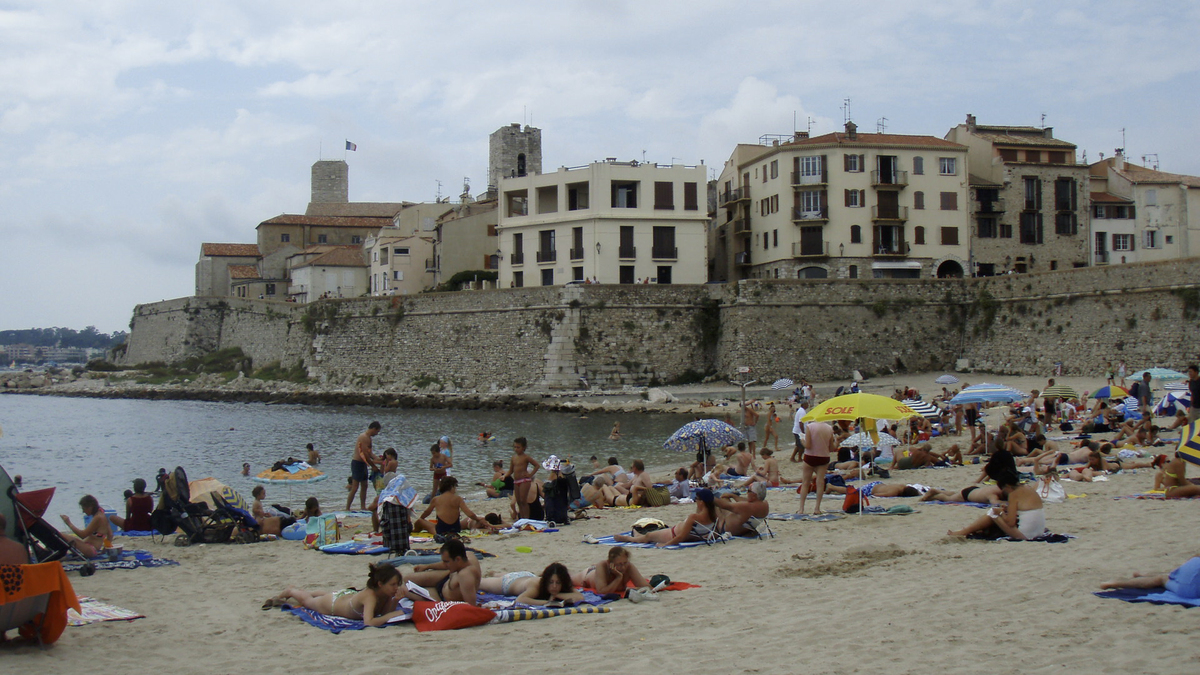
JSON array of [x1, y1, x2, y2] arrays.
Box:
[[480, 562, 585, 606], [403, 539, 483, 606], [571, 547, 650, 593], [265, 563, 406, 626], [919, 484, 1004, 504], [614, 489, 717, 547], [1101, 557, 1200, 597]]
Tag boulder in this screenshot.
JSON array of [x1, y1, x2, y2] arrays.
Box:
[[646, 387, 675, 403]]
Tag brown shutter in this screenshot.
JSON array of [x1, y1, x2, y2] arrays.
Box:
[[844, 154, 851, 171], [844, 189, 851, 207]]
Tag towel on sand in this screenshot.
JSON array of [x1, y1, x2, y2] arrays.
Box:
[[68, 596, 145, 625], [1094, 588, 1200, 607]]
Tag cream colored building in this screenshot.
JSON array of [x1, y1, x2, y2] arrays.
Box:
[[364, 232, 436, 295], [714, 123, 970, 280], [195, 243, 260, 297], [497, 161, 708, 287], [288, 247, 368, 303], [1088, 152, 1200, 265], [434, 197, 499, 286]]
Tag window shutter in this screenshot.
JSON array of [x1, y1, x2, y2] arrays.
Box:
[[1037, 213, 1044, 244], [820, 155, 828, 183], [844, 154, 851, 171], [859, 155, 866, 172], [819, 190, 828, 212], [844, 189, 851, 207]]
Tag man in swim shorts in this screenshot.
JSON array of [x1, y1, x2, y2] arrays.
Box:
[[798, 421, 835, 515], [742, 401, 760, 454], [347, 421, 381, 510]]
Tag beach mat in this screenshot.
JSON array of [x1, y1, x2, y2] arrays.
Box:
[[965, 531, 1074, 543], [62, 550, 179, 572], [320, 541, 389, 555], [918, 500, 991, 508], [1094, 588, 1200, 607], [281, 604, 412, 633], [491, 606, 609, 623], [582, 532, 755, 549], [68, 596, 146, 626], [381, 548, 495, 566], [478, 589, 614, 608], [767, 513, 844, 522]]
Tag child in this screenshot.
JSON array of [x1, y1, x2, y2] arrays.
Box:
[[414, 477, 498, 537], [429, 442, 453, 498], [506, 437, 539, 520], [476, 460, 513, 498], [265, 563, 406, 626], [307, 443, 321, 465]]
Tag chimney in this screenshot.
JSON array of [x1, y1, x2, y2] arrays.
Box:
[[794, 131, 809, 141], [845, 121, 857, 140], [1114, 148, 1124, 171], [965, 113, 977, 129], [1043, 127, 1054, 139]]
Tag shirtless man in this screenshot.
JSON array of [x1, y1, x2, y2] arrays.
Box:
[[624, 460, 654, 506], [60, 494, 112, 557], [506, 437, 539, 519], [798, 420, 835, 515], [414, 477, 497, 537], [404, 539, 482, 606], [429, 442, 454, 497], [714, 483, 769, 536], [347, 421, 381, 510], [742, 402, 761, 454]]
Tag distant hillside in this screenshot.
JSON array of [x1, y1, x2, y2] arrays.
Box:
[[0, 327, 127, 349]]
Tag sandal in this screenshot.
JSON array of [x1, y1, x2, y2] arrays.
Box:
[[261, 597, 285, 610]]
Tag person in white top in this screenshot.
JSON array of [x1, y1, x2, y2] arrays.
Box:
[[791, 405, 807, 463]]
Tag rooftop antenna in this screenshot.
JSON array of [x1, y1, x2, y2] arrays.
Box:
[[841, 98, 852, 124], [877, 117, 888, 133], [807, 116, 814, 134], [1120, 128, 1126, 151], [1040, 112, 1047, 128], [435, 179, 443, 202], [642, 150, 647, 163], [1142, 153, 1159, 170], [793, 110, 797, 133]]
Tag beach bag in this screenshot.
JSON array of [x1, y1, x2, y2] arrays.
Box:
[[632, 517, 668, 534], [843, 485, 869, 514], [380, 502, 411, 554], [1036, 475, 1066, 504], [304, 514, 339, 549], [643, 485, 671, 507]]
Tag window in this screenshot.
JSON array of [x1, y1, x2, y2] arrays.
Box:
[[265, 283, 276, 296], [977, 263, 995, 276], [611, 181, 638, 208], [977, 217, 997, 238], [657, 266, 672, 284], [1055, 213, 1077, 235], [654, 181, 674, 210], [351, 236, 362, 244], [913, 191, 924, 210], [505, 189, 528, 216], [1048, 151, 1066, 164], [541, 268, 554, 286], [800, 191, 822, 213], [1093, 205, 1106, 219], [538, 230, 556, 262], [1167, 235, 1175, 244], [652, 227, 676, 259], [940, 192, 957, 210], [1025, 150, 1041, 163], [998, 148, 1018, 162], [1144, 230, 1160, 249], [762, 165, 767, 183], [1023, 177, 1041, 211], [845, 189, 863, 207], [912, 157, 924, 175], [380, 249, 388, 264], [1112, 234, 1134, 251], [280, 233, 290, 243], [771, 194, 778, 213], [512, 232, 523, 259], [573, 266, 584, 282], [619, 226, 635, 258], [1054, 178, 1076, 211], [567, 181, 589, 210], [513, 271, 523, 288], [619, 266, 635, 284], [517, 153, 526, 177], [914, 226, 925, 245], [1019, 212, 1043, 244], [939, 157, 957, 175], [772, 229, 778, 248], [844, 154, 863, 172], [850, 225, 862, 243], [848, 264, 858, 279], [317, 234, 327, 244], [393, 270, 403, 281], [770, 160, 778, 179], [373, 251, 379, 263], [1146, 189, 1158, 206], [394, 247, 409, 255], [762, 232, 769, 250], [941, 227, 959, 246], [798, 156, 822, 177], [1000, 221, 1013, 238], [684, 182, 698, 210], [1049, 260, 1058, 270]]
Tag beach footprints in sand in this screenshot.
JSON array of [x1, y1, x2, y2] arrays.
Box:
[[777, 544, 914, 578]]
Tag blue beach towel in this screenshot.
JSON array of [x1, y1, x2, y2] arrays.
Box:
[[1093, 588, 1200, 607], [766, 513, 843, 522], [281, 604, 412, 633], [319, 541, 389, 555]]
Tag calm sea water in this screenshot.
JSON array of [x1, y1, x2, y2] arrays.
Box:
[[0, 394, 696, 521]]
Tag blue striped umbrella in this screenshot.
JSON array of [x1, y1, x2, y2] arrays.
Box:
[[663, 419, 746, 454], [1131, 368, 1186, 381], [1176, 421, 1200, 466], [1155, 391, 1192, 417]]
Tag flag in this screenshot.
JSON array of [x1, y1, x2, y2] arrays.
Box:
[[345, 140, 357, 151]]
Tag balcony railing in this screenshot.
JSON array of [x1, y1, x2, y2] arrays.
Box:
[[791, 170, 828, 186], [536, 250, 556, 263], [976, 197, 1006, 213], [734, 251, 752, 266], [732, 218, 752, 235], [618, 246, 636, 259], [792, 241, 829, 258], [510, 252, 524, 265], [720, 186, 750, 206], [651, 247, 678, 260], [792, 207, 829, 222], [871, 240, 910, 257], [871, 205, 909, 221], [569, 246, 584, 261], [870, 170, 909, 188], [1094, 251, 1110, 264]]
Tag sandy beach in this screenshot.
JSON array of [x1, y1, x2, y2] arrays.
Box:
[[5, 370, 1198, 674]]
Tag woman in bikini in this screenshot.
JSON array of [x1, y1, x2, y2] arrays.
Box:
[[265, 563, 406, 626], [609, 422, 622, 440], [1161, 454, 1200, 499], [614, 488, 718, 547], [763, 403, 780, 452], [480, 562, 585, 606], [571, 547, 651, 593], [947, 470, 1046, 540], [60, 494, 112, 557], [414, 477, 497, 537], [919, 484, 1004, 504]]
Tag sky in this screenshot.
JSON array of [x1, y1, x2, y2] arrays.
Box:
[[2, 0, 1198, 334]]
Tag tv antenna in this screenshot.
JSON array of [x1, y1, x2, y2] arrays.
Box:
[[877, 117, 888, 133], [1040, 112, 1047, 128], [841, 98, 852, 124], [807, 116, 815, 134], [435, 179, 443, 202], [1142, 153, 1159, 170], [1120, 127, 1126, 152]]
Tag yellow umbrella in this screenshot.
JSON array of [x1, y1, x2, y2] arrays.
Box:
[[1177, 421, 1200, 467], [801, 393, 921, 423]]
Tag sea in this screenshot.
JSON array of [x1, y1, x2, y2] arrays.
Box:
[[0, 393, 699, 521]]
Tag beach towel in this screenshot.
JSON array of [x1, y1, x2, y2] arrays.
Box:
[[0, 561, 80, 645], [919, 500, 991, 508], [965, 531, 1073, 543], [67, 596, 145, 625], [381, 548, 495, 567], [478, 589, 616, 608], [62, 552, 179, 572], [582, 532, 754, 549], [766, 513, 844, 522], [280, 603, 413, 633], [319, 541, 389, 555], [1093, 588, 1200, 607]]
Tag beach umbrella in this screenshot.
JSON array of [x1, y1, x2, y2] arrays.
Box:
[[771, 378, 795, 390], [1131, 368, 1186, 381], [948, 384, 1027, 405], [1155, 392, 1191, 417], [840, 431, 901, 448], [801, 393, 921, 423], [1164, 382, 1189, 391], [1042, 385, 1079, 400], [1091, 385, 1129, 399], [934, 374, 959, 385], [663, 419, 745, 455], [902, 399, 941, 420], [1176, 422, 1200, 466]]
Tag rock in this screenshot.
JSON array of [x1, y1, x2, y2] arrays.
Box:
[[647, 387, 675, 403]]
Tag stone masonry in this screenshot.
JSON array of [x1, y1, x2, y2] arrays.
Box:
[[488, 124, 541, 189]]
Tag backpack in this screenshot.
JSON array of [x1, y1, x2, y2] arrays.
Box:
[[843, 485, 869, 514]]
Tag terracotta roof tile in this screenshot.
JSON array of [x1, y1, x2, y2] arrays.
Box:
[[1090, 192, 1133, 204], [201, 243, 260, 257], [227, 265, 261, 280], [784, 131, 965, 150], [1117, 163, 1200, 188], [258, 214, 394, 228], [305, 202, 408, 218], [292, 247, 367, 269]]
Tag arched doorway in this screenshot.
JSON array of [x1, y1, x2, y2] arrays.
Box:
[[797, 266, 828, 279], [936, 260, 964, 278]]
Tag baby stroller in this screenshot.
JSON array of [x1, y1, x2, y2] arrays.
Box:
[[152, 466, 253, 545], [1, 464, 88, 564]]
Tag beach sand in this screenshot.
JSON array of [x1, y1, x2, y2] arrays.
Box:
[[5, 371, 1197, 674]]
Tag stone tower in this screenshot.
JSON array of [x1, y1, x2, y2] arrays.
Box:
[[311, 160, 349, 203], [488, 124, 541, 188]]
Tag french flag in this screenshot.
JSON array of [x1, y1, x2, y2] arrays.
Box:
[[345, 140, 357, 151]]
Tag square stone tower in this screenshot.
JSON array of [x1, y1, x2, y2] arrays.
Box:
[[489, 124, 541, 189], [312, 160, 349, 203]]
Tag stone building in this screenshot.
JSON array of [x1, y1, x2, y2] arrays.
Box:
[[1088, 151, 1200, 265], [310, 160, 349, 204], [195, 243, 261, 297], [496, 160, 709, 287], [945, 114, 1089, 275], [713, 123, 971, 280], [287, 246, 369, 302], [489, 123, 541, 189]]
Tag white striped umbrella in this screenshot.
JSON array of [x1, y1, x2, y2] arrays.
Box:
[[934, 374, 959, 385], [1164, 382, 1189, 391], [840, 431, 902, 448], [771, 378, 795, 390], [902, 399, 942, 420]]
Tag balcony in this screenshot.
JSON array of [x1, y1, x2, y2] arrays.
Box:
[[651, 246, 678, 260], [792, 241, 829, 258], [871, 205, 909, 221], [569, 246, 584, 261], [720, 186, 750, 206], [792, 207, 829, 222], [871, 170, 909, 188], [536, 250, 556, 263], [425, 258, 437, 272], [618, 246, 636, 260], [871, 240, 910, 257], [734, 251, 752, 266], [1094, 251, 1110, 264], [976, 197, 1006, 213], [510, 252, 524, 265], [732, 218, 752, 235], [791, 170, 828, 186]]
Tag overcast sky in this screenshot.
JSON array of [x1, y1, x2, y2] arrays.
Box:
[[2, 1, 1198, 334]]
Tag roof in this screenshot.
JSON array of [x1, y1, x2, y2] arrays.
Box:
[[227, 265, 261, 280], [782, 131, 965, 151], [968, 173, 1003, 187], [967, 125, 1075, 149], [1116, 163, 1200, 188], [258, 214, 395, 229], [1090, 192, 1133, 204], [201, 243, 260, 257], [305, 202, 409, 218], [292, 247, 367, 269]]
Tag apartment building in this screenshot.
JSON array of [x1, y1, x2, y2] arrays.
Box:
[[713, 122, 970, 280], [287, 247, 369, 302], [363, 232, 436, 296], [195, 243, 261, 297], [1088, 152, 1200, 265], [946, 115, 1089, 275], [434, 197, 500, 286], [496, 161, 708, 287]]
